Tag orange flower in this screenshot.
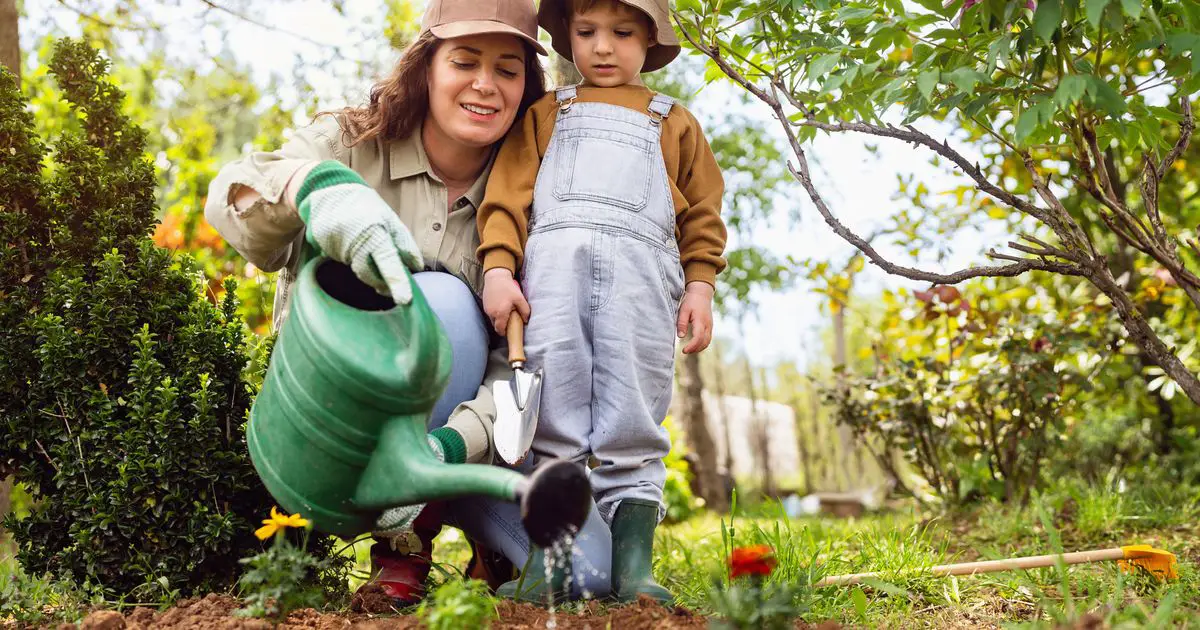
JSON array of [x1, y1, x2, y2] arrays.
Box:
[[730, 544, 776, 579]]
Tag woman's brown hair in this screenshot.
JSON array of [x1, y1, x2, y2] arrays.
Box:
[[330, 31, 547, 147]]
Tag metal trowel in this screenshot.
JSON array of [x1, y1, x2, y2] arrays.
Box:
[[493, 312, 543, 465]]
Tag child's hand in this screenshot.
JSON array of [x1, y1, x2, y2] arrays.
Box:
[[677, 281, 714, 354], [482, 268, 531, 335]]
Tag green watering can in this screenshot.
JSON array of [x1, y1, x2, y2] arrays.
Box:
[[247, 252, 589, 546]]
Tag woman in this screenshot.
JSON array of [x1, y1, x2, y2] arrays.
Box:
[[205, 0, 612, 606]]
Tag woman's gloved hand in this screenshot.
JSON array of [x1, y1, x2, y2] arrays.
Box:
[[296, 161, 424, 304]]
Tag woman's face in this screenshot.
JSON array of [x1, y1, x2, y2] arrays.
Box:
[[426, 33, 528, 149]]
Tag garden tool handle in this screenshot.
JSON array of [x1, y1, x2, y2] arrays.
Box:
[[506, 311, 526, 365], [817, 548, 1127, 586]]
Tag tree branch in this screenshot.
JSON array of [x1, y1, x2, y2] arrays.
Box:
[[1158, 87, 1193, 179], [800, 118, 1059, 226], [195, 0, 343, 51], [682, 20, 1089, 284]]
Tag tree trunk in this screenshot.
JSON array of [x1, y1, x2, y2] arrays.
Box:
[[746, 361, 776, 497], [832, 304, 859, 488], [806, 378, 827, 491], [712, 348, 735, 498], [792, 390, 814, 495], [0, 0, 17, 545], [0, 0, 18, 81], [677, 351, 729, 512]]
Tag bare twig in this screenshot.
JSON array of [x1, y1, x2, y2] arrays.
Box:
[[1159, 88, 1194, 178], [195, 0, 348, 52], [985, 250, 1084, 275], [1008, 240, 1069, 260], [54, 0, 164, 30], [799, 119, 1057, 224], [55, 0, 116, 28], [1142, 154, 1169, 245], [34, 439, 59, 474]]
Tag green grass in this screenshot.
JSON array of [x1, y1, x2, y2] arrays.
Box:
[[3, 479, 1197, 627], [654, 479, 1199, 627]]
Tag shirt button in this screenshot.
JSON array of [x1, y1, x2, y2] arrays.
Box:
[[432, 222, 443, 231], [457, 199, 469, 209]]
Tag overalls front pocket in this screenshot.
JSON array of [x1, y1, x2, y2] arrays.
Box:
[[552, 129, 654, 211]]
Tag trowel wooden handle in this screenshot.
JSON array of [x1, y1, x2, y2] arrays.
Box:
[[506, 311, 526, 364], [817, 547, 1127, 586]]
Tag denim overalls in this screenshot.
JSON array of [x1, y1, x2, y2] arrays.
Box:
[[523, 85, 684, 523]]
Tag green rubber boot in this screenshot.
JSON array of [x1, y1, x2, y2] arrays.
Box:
[[496, 547, 570, 603], [611, 499, 673, 604]]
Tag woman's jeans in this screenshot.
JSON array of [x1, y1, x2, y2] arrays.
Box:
[[415, 272, 612, 598]]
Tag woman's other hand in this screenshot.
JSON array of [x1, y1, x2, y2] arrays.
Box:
[[482, 268, 530, 335]]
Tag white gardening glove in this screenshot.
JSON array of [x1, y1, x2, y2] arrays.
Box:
[[296, 161, 424, 304], [372, 434, 446, 549]]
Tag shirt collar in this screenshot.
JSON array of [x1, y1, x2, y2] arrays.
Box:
[[388, 132, 429, 181], [389, 130, 498, 210]]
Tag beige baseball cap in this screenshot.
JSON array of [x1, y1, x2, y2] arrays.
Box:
[[422, 0, 548, 56], [538, 0, 681, 72]]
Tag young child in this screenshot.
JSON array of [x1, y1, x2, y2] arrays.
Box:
[[477, 0, 726, 603]]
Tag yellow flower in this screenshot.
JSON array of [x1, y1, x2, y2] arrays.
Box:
[[254, 506, 311, 541]]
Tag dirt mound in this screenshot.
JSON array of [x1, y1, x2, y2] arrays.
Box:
[[493, 595, 707, 629], [72, 592, 820, 630]]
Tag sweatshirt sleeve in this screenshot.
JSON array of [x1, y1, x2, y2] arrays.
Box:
[[476, 101, 548, 275], [673, 108, 727, 287], [203, 115, 345, 272]]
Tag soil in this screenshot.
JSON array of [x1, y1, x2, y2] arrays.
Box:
[[63, 589, 842, 630]]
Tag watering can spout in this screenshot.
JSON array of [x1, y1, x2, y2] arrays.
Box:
[[247, 256, 590, 546], [355, 416, 590, 546]]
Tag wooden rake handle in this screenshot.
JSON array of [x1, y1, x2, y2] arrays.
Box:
[[817, 548, 1127, 587], [506, 311, 526, 365]]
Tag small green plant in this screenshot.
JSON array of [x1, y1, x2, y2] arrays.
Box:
[[416, 579, 498, 630], [708, 544, 805, 630], [0, 566, 102, 626], [235, 507, 340, 620]]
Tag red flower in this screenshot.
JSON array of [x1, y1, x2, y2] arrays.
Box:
[[730, 545, 776, 579]]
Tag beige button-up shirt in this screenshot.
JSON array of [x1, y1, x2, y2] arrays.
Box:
[[204, 114, 503, 464]]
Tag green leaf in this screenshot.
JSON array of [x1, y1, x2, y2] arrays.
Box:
[[947, 68, 987, 93], [819, 73, 847, 96], [1034, 0, 1063, 41], [963, 93, 998, 118], [1085, 0, 1109, 28], [986, 33, 1013, 73], [837, 5, 876, 22], [1015, 99, 1054, 144], [1119, 0, 1142, 19], [703, 61, 726, 85], [1085, 76, 1128, 116], [1054, 75, 1088, 107], [808, 53, 842, 79], [918, 70, 939, 101], [851, 587, 868, 618]]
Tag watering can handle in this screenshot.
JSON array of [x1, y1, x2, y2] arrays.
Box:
[[506, 312, 526, 365]]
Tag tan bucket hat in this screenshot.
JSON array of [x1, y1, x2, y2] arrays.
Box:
[[422, 0, 548, 56], [538, 0, 681, 73]]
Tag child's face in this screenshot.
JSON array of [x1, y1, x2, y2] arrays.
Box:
[[568, 1, 653, 87]]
